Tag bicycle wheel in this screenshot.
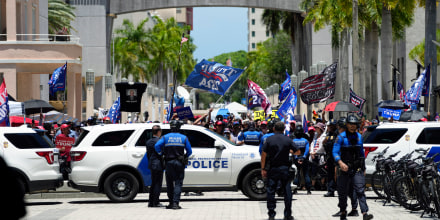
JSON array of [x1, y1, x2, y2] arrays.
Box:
[[371, 170, 386, 199], [392, 175, 421, 211], [429, 180, 440, 217], [418, 180, 436, 215]]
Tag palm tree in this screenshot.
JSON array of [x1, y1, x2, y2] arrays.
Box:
[[48, 0, 76, 34], [113, 18, 151, 82], [147, 17, 196, 98]]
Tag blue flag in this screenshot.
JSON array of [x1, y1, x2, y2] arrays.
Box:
[[174, 93, 185, 107], [278, 71, 291, 102], [405, 64, 430, 105], [303, 114, 308, 133], [422, 64, 431, 96], [185, 59, 244, 95], [166, 101, 172, 122], [276, 86, 297, 119], [48, 62, 67, 96], [106, 97, 121, 124]]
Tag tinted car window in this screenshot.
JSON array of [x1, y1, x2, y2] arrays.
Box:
[[363, 128, 407, 144], [5, 133, 52, 149], [73, 129, 89, 147], [92, 130, 134, 146], [136, 129, 170, 147], [416, 127, 440, 144], [181, 129, 215, 148]]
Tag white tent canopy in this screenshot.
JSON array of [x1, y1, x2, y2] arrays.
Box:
[[9, 101, 24, 116], [225, 102, 247, 113]]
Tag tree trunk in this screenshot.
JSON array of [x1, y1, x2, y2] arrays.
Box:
[[381, 6, 393, 100], [369, 23, 379, 117], [352, 0, 361, 95], [336, 28, 350, 103], [426, 0, 437, 116], [359, 28, 367, 114]]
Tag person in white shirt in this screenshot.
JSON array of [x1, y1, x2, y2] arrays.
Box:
[[309, 122, 327, 190]]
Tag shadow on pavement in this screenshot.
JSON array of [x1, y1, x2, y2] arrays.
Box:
[[26, 201, 62, 206]]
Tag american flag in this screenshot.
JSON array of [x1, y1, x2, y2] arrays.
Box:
[[397, 80, 405, 102]]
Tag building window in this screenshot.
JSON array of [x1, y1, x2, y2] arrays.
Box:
[[252, 31, 255, 37], [252, 43, 256, 49], [32, 7, 36, 39], [251, 8, 255, 13], [252, 19, 255, 25], [266, 31, 270, 37], [176, 8, 182, 13]]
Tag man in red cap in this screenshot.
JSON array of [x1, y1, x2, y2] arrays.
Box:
[[103, 116, 111, 124]]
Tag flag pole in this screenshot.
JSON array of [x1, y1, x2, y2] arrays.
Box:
[[168, 33, 185, 121], [427, 64, 432, 117], [62, 62, 67, 114], [213, 66, 247, 107]]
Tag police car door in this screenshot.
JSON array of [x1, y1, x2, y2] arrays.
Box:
[[182, 128, 232, 185], [413, 126, 440, 163]]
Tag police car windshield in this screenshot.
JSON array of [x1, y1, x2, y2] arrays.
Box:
[[204, 127, 237, 146]]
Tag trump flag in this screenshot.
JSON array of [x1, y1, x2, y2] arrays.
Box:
[[185, 59, 244, 96], [106, 97, 121, 124], [405, 64, 430, 105], [247, 80, 272, 119], [276, 86, 297, 119], [0, 79, 9, 126], [279, 70, 292, 102], [48, 62, 67, 96]]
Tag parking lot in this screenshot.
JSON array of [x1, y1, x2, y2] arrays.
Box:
[[22, 187, 432, 220]]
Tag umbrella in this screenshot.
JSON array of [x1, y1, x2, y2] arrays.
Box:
[[376, 100, 408, 109], [23, 99, 55, 115], [324, 101, 359, 112], [399, 110, 427, 121], [10, 116, 39, 126]]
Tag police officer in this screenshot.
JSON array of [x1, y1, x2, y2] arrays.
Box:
[[261, 121, 299, 220], [155, 120, 192, 210], [333, 115, 373, 220], [323, 119, 338, 197], [146, 125, 164, 207], [292, 125, 312, 194], [243, 122, 262, 146], [259, 119, 276, 155]]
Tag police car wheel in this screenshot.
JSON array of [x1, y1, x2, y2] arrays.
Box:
[[242, 168, 266, 200], [104, 171, 139, 203]]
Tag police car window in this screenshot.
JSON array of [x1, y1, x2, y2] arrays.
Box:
[[92, 130, 134, 146], [181, 129, 214, 148], [73, 129, 89, 147], [5, 133, 52, 149], [363, 128, 407, 144], [135, 129, 171, 147], [416, 127, 440, 144]]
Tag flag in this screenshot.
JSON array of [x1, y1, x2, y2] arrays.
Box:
[[174, 93, 185, 108], [226, 58, 232, 67], [185, 59, 245, 95], [48, 62, 67, 96], [0, 79, 10, 126], [405, 64, 430, 105], [422, 64, 430, 96], [302, 114, 308, 133], [166, 101, 172, 122], [181, 37, 188, 43], [247, 79, 272, 119], [106, 97, 121, 124], [299, 62, 337, 105], [278, 70, 292, 102], [349, 88, 366, 111], [276, 86, 297, 119], [397, 80, 406, 101]]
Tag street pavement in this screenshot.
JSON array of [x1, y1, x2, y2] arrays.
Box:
[[22, 187, 436, 220]]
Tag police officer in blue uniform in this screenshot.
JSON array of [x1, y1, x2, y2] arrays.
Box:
[[259, 120, 276, 155], [261, 121, 299, 220], [292, 125, 312, 194], [155, 120, 192, 209], [243, 122, 262, 146], [146, 125, 164, 207], [333, 115, 373, 220]]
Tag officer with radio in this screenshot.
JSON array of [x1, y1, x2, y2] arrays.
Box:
[[243, 122, 262, 146], [332, 115, 373, 220], [155, 120, 192, 210], [292, 125, 312, 195]]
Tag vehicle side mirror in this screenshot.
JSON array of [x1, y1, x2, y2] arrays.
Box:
[[214, 140, 225, 150]]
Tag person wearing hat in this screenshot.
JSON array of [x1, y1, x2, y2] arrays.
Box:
[[243, 122, 262, 146], [309, 122, 326, 191], [103, 116, 111, 124], [307, 126, 316, 143], [284, 120, 296, 139], [230, 121, 244, 145], [332, 115, 373, 220], [260, 121, 268, 135], [214, 120, 225, 136], [323, 119, 338, 197]]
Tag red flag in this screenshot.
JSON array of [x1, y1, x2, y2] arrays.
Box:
[[0, 80, 10, 126], [181, 37, 188, 43], [247, 80, 272, 119]]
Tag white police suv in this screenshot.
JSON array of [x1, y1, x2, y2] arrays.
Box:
[[0, 127, 63, 193], [363, 122, 440, 182], [68, 123, 265, 202]]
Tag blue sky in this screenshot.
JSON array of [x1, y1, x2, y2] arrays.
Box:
[[191, 7, 248, 62]]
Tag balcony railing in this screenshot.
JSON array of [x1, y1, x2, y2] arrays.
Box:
[[0, 34, 80, 43]]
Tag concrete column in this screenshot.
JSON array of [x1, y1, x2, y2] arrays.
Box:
[[160, 89, 164, 122], [105, 89, 112, 109], [86, 86, 94, 119], [154, 95, 159, 121], [67, 71, 76, 118], [147, 92, 152, 122], [75, 73, 82, 120], [6, 0, 16, 41]]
